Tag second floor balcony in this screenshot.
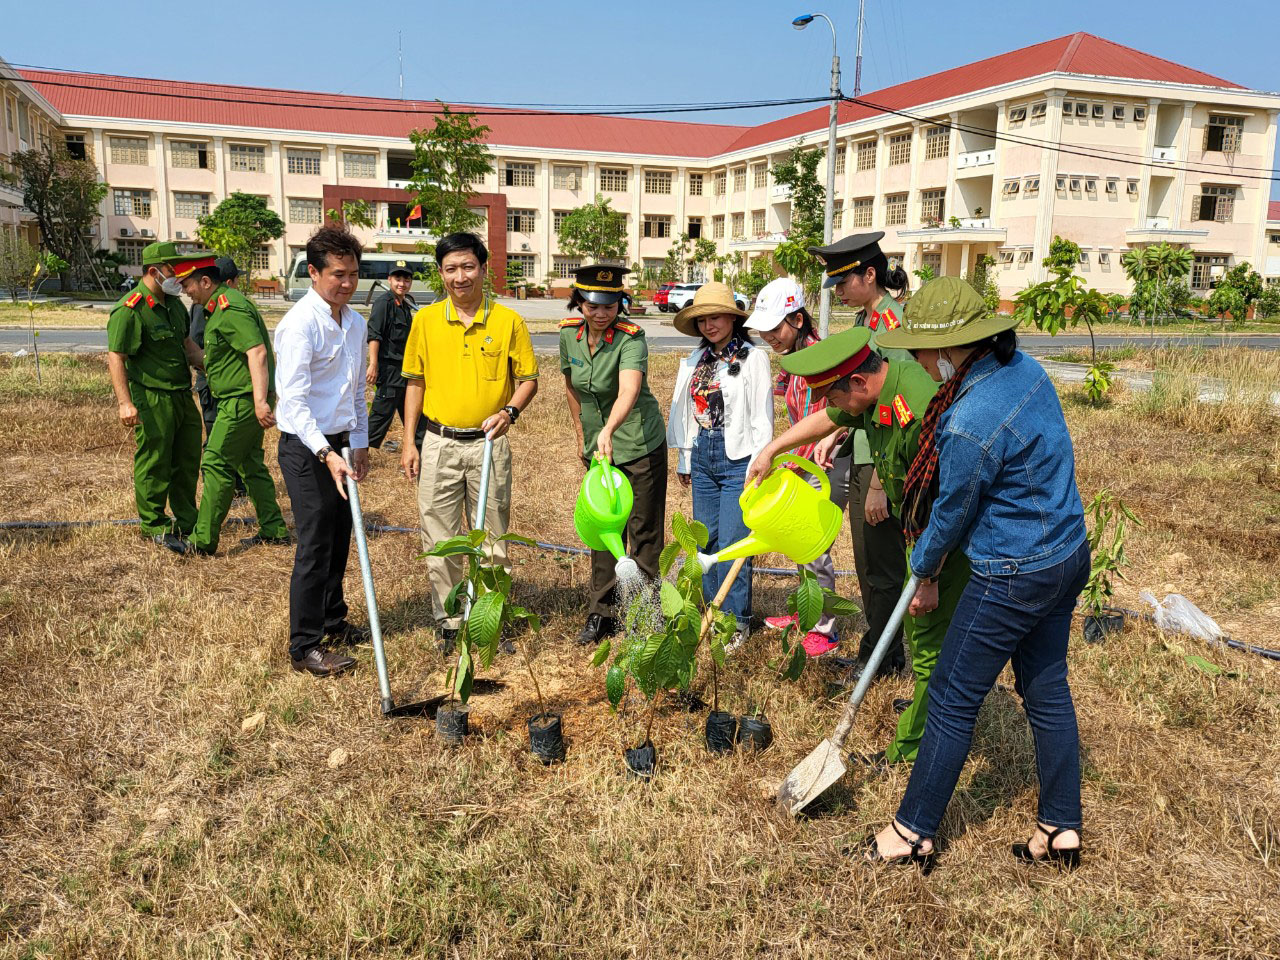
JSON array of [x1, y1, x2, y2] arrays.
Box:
[[729, 231, 787, 251], [1151, 145, 1179, 164], [374, 224, 434, 242], [957, 149, 996, 171]]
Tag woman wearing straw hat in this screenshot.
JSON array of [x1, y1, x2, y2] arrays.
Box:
[[861, 277, 1090, 873], [559, 265, 668, 648], [667, 281, 774, 644]]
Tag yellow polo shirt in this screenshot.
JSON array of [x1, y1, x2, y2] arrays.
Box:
[[401, 296, 539, 428]]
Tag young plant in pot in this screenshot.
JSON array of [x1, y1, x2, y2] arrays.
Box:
[[422, 528, 559, 755], [1081, 491, 1142, 644]]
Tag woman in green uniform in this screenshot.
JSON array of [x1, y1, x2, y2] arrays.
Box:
[[560, 265, 667, 647]]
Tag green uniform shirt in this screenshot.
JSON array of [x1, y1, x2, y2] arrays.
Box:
[[559, 318, 665, 464], [201, 284, 274, 401], [106, 283, 192, 391], [828, 356, 938, 515], [848, 292, 914, 464]]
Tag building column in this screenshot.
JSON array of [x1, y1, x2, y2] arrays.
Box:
[[271, 141, 287, 268], [91, 128, 108, 247], [988, 100, 1009, 226], [906, 121, 923, 228], [946, 112, 960, 223], [540, 158, 551, 276], [630, 164, 643, 268], [1170, 101, 1193, 227], [872, 130, 887, 229], [1136, 98, 1161, 229], [1032, 90, 1066, 284], [1252, 109, 1280, 270], [675, 165, 687, 247], [154, 136, 171, 243], [212, 137, 228, 200], [960, 241, 971, 278]]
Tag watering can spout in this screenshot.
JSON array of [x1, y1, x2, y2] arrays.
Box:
[[600, 531, 626, 562]]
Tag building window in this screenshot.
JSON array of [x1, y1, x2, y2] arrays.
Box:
[[1195, 185, 1237, 222], [732, 167, 747, 192], [884, 193, 907, 226], [688, 172, 704, 196], [1191, 254, 1229, 289], [63, 133, 87, 160], [553, 256, 581, 279], [1075, 102, 1089, 118], [252, 247, 271, 271], [1106, 178, 1119, 195], [923, 126, 949, 160], [999, 249, 1015, 264], [730, 212, 744, 238], [552, 210, 570, 232], [644, 170, 673, 195], [109, 136, 148, 165], [504, 162, 536, 188], [713, 171, 727, 196], [887, 132, 911, 166], [1133, 106, 1147, 122], [1008, 106, 1027, 123], [4, 98, 11, 132], [171, 140, 212, 170], [1062, 100, 1074, 116], [288, 198, 322, 224], [831, 202, 843, 231], [507, 254, 536, 278], [920, 189, 945, 224], [552, 165, 581, 189], [642, 214, 672, 239], [922, 251, 942, 275], [1113, 104, 1126, 121], [1085, 178, 1097, 194], [113, 189, 152, 217], [600, 167, 628, 192], [851, 197, 873, 228], [687, 216, 703, 239], [1024, 177, 1040, 198], [831, 147, 846, 177], [1205, 115, 1244, 153], [1019, 249, 1034, 263], [1127, 180, 1139, 196], [1098, 251, 1111, 266], [342, 152, 376, 178], [116, 239, 146, 265], [1002, 180, 1020, 198], [751, 210, 766, 235], [507, 208, 536, 232], [229, 144, 266, 172], [174, 192, 210, 219], [286, 149, 322, 176], [1091, 103, 1105, 119], [856, 139, 876, 171], [753, 164, 768, 189], [712, 215, 725, 239], [1031, 101, 1047, 119]]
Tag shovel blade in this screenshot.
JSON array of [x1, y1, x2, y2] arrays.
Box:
[[776, 738, 847, 817], [384, 694, 448, 719]]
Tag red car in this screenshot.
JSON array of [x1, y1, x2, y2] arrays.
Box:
[[653, 282, 677, 312]]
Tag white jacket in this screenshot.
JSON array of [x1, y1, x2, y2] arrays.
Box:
[[667, 343, 775, 473]]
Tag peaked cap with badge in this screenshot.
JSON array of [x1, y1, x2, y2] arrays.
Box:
[[875, 276, 1019, 350], [572, 264, 630, 306], [780, 326, 873, 395], [171, 249, 219, 280], [807, 231, 886, 288], [389, 259, 414, 278]]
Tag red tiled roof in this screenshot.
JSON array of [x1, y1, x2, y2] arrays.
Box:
[[1269, 200, 1280, 223], [21, 33, 1242, 159], [722, 32, 1242, 153]]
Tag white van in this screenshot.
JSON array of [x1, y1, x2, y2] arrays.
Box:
[[285, 251, 439, 306]]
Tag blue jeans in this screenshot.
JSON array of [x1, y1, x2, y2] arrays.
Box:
[[896, 540, 1091, 838], [692, 428, 752, 628]]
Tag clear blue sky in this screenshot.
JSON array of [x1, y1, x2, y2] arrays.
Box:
[[6, 0, 1278, 195]]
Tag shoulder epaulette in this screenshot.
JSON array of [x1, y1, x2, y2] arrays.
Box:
[[559, 317, 583, 328], [892, 393, 914, 427], [124, 291, 143, 308], [881, 308, 901, 331], [614, 320, 641, 335], [217, 294, 230, 311]]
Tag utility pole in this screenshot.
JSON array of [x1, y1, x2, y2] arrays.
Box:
[[854, 0, 866, 98], [398, 32, 404, 99]]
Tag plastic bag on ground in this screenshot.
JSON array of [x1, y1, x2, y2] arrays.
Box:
[[1139, 591, 1225, 642]]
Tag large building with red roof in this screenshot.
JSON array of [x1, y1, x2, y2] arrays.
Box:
[[4, 32, 1279, 296]]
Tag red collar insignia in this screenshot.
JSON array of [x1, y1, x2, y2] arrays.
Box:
[[205, 297, 217, 313], [145, 294, 156, 308], [576, 325, 585, 341], [878, 404, 892, 425], [604, 328, 615, 344]]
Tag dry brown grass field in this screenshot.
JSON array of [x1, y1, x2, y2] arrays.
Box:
[[1, 350, 1278, 959]]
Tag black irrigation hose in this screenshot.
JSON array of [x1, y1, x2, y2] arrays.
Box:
[[1102, 604, 1280, 663], [0, 517, 858, 579]]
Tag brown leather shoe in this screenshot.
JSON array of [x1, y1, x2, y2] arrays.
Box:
[[290, 646, 356, 677]]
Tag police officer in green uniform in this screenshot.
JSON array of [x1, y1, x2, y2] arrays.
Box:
[[559, 265, 667, 646], [807, 232, 914, 678], [174, 252, 290, 555], [106, 241, 204, 549], [365, 260, 426, 452], [189, 257, 247, 496], [747, 326, 970, 767]]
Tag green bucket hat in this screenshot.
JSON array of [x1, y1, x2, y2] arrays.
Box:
[[875, 276, 1017, 350]]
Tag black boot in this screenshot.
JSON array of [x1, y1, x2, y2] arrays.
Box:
[[577, 614, 617, 647]]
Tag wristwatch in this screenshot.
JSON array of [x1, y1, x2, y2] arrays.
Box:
[[502, 405, 520, 424], [316, 445, 334, 463]]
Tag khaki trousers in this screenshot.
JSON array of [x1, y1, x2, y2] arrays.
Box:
[[417, 431, 513, 628]]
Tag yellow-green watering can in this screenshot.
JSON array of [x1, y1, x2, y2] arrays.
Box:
[[696, 454, 842, 572], [574, 455, 641, 581]]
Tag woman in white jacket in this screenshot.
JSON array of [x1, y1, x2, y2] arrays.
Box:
[[667, 282, 775, 640]]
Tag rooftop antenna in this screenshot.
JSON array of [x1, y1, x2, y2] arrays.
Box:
[[398, 32, 404, 98], [854, 0, 865, 97]]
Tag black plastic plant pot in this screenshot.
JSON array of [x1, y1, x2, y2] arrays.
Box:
[[435, 705, 469, 745], [528, 712, 566, 764], [705, 710, 738, 754], [1083, 612, 1125, 645], [736, 715, 774, 752], [624, 740, 657, 780]]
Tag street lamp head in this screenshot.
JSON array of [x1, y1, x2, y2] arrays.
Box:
[[792, 14, 815, 29]]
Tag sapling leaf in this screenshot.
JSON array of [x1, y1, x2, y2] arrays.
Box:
[[421, 536, 483, 559], [794, 573, 824, 632], [467, 529, 488, 547], [455, 644, 474, 702], [466, 591, 504, 653], [496, 533, 537, 546], [783, 640, 807, 682], [443, 579, 468, 618], [660, 582, 684, 618], [690, 520, 710, 549], [659, 542, 681, 577], [654, 633, 682, 688], [821, 590, 860, 616], [591, 638, 612, 667], [606, 665, 626, 710], [1182, 654, 1226, 677], [671, 512, 697, 556], [710, 635, 726, 668]]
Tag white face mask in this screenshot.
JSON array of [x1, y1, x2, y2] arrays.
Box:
[[936, 353, 957, 383], [158, 274, 184, 297]]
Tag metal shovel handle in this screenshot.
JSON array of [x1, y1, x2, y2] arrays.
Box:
[[464, 436, 496, 617], [344, 446, 393, 714]]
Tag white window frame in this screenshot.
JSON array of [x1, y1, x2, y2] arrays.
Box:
[[342, 152, 376, 179], [923, 126, 949, 160], [887, 133, 912, 166], [688, 172, 704, 196], [288, 197, 322, 224], [553, 256, 581, 279], [1030, 101, 1047, 119], [173, 192, 210, 219], [600, 167, 628, 192], [113, 188, 152, 217], [1001, 180, 1020, 198], [856, 139, 876, 171], [644, 170, 673, 195], [504, 162, 536, 188], [109, 136, 148, 165], [642, 214, 673, 239], [286, 148, 322, 176], [884, 193, 907, 226], [171, 140, 212, 170], [1008, 106, 1027, 123], [229, 143, 266, 172], [552, 165, 582, 190], [851, 197, 873, 229], [506, 208, 537, 233]]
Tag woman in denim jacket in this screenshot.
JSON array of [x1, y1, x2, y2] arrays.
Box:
[[863, 278, 1089, 873]]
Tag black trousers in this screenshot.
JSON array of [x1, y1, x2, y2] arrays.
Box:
[[368, 372, 428, 449], [278, 430, 351, 659], [589, 443, 668, 617]]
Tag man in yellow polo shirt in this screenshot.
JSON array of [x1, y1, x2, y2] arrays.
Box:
[[401, 232, 539, 646]]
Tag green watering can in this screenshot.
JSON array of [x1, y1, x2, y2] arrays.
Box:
[[696, 454, 843, 573], [574, 455, 640, 582]]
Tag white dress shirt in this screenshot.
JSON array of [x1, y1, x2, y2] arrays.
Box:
[[666, 343, 774, 474], [274, 288, 369, 454]]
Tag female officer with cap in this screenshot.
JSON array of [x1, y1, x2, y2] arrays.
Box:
[[560, 265, 667, 647], [862, 276, 1090, 873]]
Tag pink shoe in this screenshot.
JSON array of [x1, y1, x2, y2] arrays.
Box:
[[801, 631, 839, 657], [764, 613, 798, 631]]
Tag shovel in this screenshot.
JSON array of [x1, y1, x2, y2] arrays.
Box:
[[776, 575, 920, 816], [344, 446, 442, 718]]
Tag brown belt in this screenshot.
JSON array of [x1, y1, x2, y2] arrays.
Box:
[[423, 418, 487, 441]]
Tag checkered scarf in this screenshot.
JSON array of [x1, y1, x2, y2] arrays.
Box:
[[901, 347, 991, 540]]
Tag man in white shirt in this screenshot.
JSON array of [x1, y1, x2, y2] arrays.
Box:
[[274, 226, 369, 677]]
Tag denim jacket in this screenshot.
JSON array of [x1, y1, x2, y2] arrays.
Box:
[[911, 351, 1086, 579]]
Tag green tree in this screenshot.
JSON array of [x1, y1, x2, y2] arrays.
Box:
[[770, 142, 826, 299], [557, 194, 628, 264], [737, 255, 777, 298], [407, 104, 494, 237], [1121, 242, 1193, 330], [10, 145, 108, 287], [0, 232, 41, 302], [326, 198, 375, 230], [966, 253, 1001, 314], [197, 192, 285, 291], [1256, 284, 1280, 321]]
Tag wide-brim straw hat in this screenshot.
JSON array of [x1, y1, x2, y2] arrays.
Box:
[[672, 281, 747, 337], [875, 276, 1019, 350]]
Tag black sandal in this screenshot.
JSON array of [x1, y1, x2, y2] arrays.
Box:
[[863, 821, 937, 875], [1012, 824, 1082, 870]]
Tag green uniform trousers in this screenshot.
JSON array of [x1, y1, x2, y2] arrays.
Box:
[[191, 396, 288, 552], [885, 546, 971, 764], [130, 382, 202, 538]]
